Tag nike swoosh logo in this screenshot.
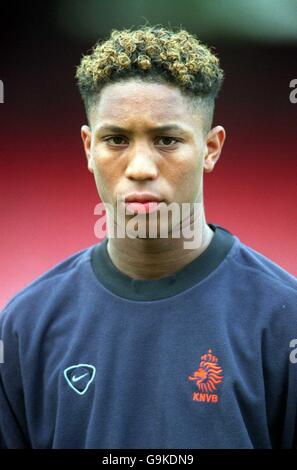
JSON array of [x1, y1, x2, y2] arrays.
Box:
[[72, 372, 89, 382]]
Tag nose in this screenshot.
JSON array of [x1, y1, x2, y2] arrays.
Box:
[[125, 145, 158, 181]]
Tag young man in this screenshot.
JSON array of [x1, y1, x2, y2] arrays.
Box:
[[0, 26, 297, 449]]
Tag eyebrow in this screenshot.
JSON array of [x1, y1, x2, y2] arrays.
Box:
[[94, 124, 190, 135]]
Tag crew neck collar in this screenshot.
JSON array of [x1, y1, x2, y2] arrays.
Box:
[[90, 223, 235, 301]]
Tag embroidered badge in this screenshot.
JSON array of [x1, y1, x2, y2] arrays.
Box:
[[64, 364, 96, 395], [188, 349, 223, 403]]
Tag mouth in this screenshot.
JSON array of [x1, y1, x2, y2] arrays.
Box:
[[123, 193, 165, 214], [124, 200, 164, 214]]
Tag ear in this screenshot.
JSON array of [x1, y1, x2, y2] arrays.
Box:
[[203, 126, 226, 173], [81, 125, 94, 174]]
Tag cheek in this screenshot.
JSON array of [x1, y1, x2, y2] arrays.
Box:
[[91, 164, 111, 205], [92, 152, 123, 195], [163, 152, 203, 198]]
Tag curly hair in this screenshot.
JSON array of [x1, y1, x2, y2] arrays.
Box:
[[75, 25, 224, 128]]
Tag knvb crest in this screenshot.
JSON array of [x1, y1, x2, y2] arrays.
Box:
[[188, 349, 223, 403]]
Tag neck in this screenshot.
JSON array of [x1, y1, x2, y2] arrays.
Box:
[[106, 211, 214, 280]]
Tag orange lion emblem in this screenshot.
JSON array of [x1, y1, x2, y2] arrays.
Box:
[[188, 349, 223, 393]]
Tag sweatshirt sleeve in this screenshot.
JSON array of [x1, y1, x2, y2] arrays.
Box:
[[0, 307, 31, 448]]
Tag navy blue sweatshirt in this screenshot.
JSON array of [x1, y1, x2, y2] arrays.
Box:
[[0, 223, 297, 449]]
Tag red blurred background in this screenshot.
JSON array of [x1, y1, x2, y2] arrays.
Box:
[[0, 3, 296, 310]]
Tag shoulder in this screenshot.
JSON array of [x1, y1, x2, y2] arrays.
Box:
[[224, 232, 297, 333], [228, 234, 297, 296], [0, 245, 94, 333], [224, 233, 297, 361]]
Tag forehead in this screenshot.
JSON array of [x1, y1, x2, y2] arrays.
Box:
[[89, 80, 202, 129]]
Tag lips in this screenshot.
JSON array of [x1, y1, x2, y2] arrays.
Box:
[[123, 193, 164, 214], [124, 193, 163, 203]]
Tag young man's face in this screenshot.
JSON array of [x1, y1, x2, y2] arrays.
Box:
[[81, 79, 225, 236]]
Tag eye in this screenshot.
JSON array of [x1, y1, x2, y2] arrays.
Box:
[[155, 136, 180, 146], [103, 135, 128, 146]]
